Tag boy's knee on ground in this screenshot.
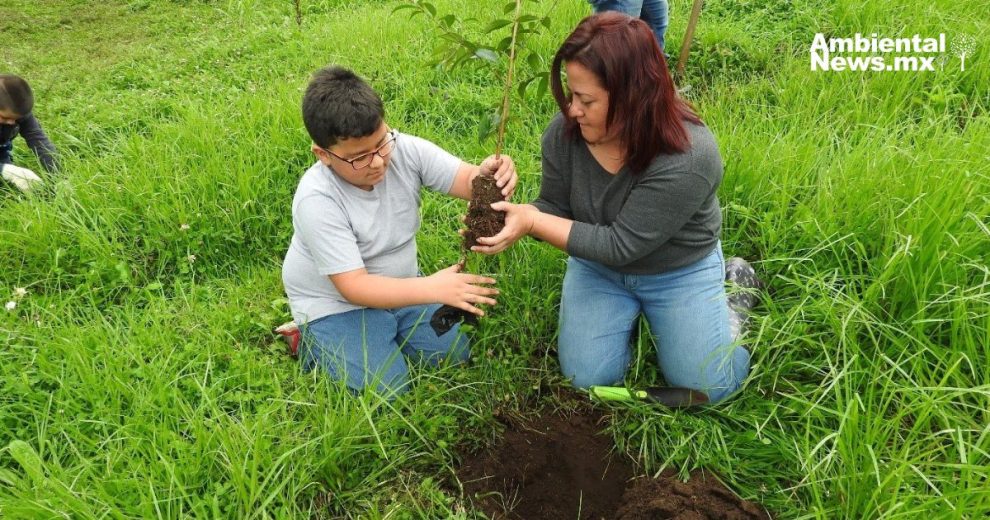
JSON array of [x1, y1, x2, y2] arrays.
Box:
[[406, 344, 469, 368], [306, 343, 411, 396], [362, 367, 411, 397], [301, 308, 471, 396], [400, 318, 471, 367], [441, 334, 471, 364]]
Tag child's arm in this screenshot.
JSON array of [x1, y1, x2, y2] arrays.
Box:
[[18, 114, 59, 172], [447, 155, 517, 201], [0, 130, 13, 165], [330, 264, 498, 316]]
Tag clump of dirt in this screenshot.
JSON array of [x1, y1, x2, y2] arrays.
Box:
[[430, 171, 506, 336], [457, 407, 771, 520], [462, 172, 505, 249], [616, 471, 770, 520]]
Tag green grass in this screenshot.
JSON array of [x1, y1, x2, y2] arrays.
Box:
[[1, 0, 988, 518]]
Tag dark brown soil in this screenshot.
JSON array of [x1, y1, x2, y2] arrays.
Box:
[[616, 471, 770, 520], [462, 172, 505, 249], [457, 408, 771, 520], [429, 171, 506, 336], [458, 408, 633, 520]]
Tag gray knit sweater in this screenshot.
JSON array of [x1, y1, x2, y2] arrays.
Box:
[[532, 113, 722, 274]]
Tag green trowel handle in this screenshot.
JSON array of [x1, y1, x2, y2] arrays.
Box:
[[590, 386, 710, 408], [590, 386, 648, 402]]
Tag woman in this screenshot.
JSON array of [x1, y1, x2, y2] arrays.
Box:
[[473, 12, 756, 403]]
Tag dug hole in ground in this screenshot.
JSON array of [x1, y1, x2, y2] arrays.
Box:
[[456, 400, 771, 520]]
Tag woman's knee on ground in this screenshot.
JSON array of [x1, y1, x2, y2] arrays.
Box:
[[558, 340, 629, 389], [660, 346, 749, 404]]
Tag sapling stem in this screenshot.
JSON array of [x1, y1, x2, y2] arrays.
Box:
[[495, 0, 523, 160], [433, 0, 523, 334]]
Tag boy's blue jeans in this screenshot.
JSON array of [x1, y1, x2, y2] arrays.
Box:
[[299, 304, 469, 396], [589, 0, 669, 51], [558, 245, 750, 403]]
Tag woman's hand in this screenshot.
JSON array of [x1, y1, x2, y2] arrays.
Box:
[[478, 155, 517, 200], [471, 202, 538, 255], [425, 264, 499, 316]]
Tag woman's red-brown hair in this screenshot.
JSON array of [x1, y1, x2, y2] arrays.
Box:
[[551, 12, 701, 174]]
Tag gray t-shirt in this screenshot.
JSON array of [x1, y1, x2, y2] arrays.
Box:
[[282, 131, 461, 323], [533, 114, 722, 274]]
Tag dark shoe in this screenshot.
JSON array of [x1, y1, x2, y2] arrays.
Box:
[[430, 305, 478, 336]]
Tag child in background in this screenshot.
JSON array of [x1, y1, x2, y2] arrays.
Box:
[[0, 74, 59, 193], [282, 66, 517, 397], [588, 0, 668, 51]]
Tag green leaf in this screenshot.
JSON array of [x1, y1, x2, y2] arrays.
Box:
[[439, 14, 455, 28], [503, 2, 517, 14], [496, 35, 513, 52], [526, 51, 541, 72], [482, 19, 512, 34], [537, 74, 549, 99], [391, 4, 418, 14], [474, 48, 499, 63], [478, 110, 502, 143], [421, 1, 437, 17], [517, 75, 537, 98], [439, 31, 473, 48], [7, 440, 46, 486], [540, 16, 551, 30]]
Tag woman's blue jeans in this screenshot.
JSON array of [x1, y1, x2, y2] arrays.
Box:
[[299, 304, 470, 397], [590, 0, 669, 51], [558, 245, 750, 403]]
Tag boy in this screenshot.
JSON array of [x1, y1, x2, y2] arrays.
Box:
[[0, 74, 59, 193], [282, 66, 516, 396]]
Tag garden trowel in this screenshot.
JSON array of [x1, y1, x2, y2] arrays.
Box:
[[590, 386, 709, 409]]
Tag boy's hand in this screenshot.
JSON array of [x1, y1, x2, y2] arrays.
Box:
[[471, 202, 537, 255], [478, 155, 517, 200], [1, 164, 42, 193], [426, 264, 498, 316]]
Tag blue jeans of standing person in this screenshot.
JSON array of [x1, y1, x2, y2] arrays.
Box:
[[299, 304, 470, 397], [589, 0, 669, 51], [558, 245, 750, 403]]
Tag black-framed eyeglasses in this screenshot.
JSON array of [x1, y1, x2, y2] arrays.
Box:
[[321, 130, 397, 170]]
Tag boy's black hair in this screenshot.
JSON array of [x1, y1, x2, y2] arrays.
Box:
[[0, 74, 34, 116], [302, 66, 384, 149]]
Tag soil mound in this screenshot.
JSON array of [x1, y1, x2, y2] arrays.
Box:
[[457, 408, 770, 519], [458, 409, 633, 519], [616, 471, 769, 520]]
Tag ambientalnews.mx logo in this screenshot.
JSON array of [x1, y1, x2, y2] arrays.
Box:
[[810, 33, 959, 72]]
